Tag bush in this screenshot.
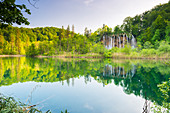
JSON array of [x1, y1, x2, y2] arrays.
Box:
[[103, 50, 112, 58], [144, 41, 153, 49], [140, 49, 157, 56], [148, 49, 157, 55], [121, 45, 131, 54], [111, 47, 119, 53], [158, 43, 170, 53]]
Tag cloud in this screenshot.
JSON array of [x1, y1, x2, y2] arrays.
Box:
[[84, 103, 94, 110], [84, 0, 94, 6]]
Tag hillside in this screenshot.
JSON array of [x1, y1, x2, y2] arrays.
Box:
[[0, 1, 169, 57]]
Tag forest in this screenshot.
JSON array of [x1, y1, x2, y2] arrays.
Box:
[[0, 1, 169, 58]]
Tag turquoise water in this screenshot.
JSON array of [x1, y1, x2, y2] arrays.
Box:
[[0, 57, 169, 113]]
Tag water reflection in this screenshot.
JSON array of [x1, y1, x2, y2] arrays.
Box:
[[0, 57, 169, 112], [102, 64, 136, 78]]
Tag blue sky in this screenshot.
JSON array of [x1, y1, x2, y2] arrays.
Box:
[[16, 0, 169, 34]]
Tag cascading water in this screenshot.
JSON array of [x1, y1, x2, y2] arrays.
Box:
[[126, 34, 129, 44], [117, 36, 119, 48], [131, 35, 136, 49], [102, 34, 136, 49], [110, 36, 112, 49], [123, 34, 125, 48], [113, 36, 115, 47], [119, 37, 121, 48], [103, 35, 105, 47]]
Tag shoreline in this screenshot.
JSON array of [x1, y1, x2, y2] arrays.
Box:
[[0, 55, 169, 60], [0, 55, 26, 57]]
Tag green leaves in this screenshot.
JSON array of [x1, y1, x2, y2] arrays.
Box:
[[0, 0, 31, 26], [151, 79, 170, 113]]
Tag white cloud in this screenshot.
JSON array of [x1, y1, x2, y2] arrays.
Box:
[[84, 103, 94, 110], [84, 0, 94, 6]]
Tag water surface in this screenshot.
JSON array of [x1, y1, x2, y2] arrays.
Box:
[[0, 57, 169, 113]]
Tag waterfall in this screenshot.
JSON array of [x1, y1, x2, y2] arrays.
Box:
[[103, 35, 105, 47], [126, 35, 128, 44], [117, 36, 119, 48], [109, 36, 112, 49], [103, 34, 136, 49], [123, 34, 125, 48], [113, 36, 115, 47], [131, 35, 136, 49], [111, 36, 112, 49], [105, 36, 107, 49], [119, 36, 121, 48]]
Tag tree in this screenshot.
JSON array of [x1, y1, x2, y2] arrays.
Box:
[[152, 29, 160, 43], [59, 26, 65, 51], [66, 25, 70, 52], [0, 0, 31, 27], [53, 36, 59, 54], [165, 21, 170, 43], [72, 25, 74, 38], [0, 35, 4, 49], [16, 29, 21, 54], [0, 35, 4, 54], [26, 43, 38, 56], [151, 15, 167, 40], [122, 17, 132, 34], [144, 41, 153, 49], [10, 34, 16, 54], [113, 25, 123, 35]]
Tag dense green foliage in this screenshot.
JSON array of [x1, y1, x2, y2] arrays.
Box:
[[151, 79, 170, 113], [0, 57, 169, 106], [0, 25, 105, 56], [0, 2, 169, 57], [0, 0, 31, 26]]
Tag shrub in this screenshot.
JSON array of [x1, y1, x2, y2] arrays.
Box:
[[121, 45, 131, 54], [144, 41, 153, 49], [158, 43, 170, 53], [103, 50, 112, 58], [148, 49, 157, 55], [140, 49, 149, 56]]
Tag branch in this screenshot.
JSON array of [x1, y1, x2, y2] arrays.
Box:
[[28, 0, 39, 9]]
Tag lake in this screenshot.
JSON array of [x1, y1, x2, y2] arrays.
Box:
[[0, 57, 169, 113]]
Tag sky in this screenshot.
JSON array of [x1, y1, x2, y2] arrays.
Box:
[[16, 0, 169, 34]]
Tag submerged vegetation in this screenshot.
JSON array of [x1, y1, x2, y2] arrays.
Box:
[[0, 1, 169, 58]]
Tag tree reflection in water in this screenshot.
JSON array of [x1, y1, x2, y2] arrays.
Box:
[[0, 57, 169, 107]]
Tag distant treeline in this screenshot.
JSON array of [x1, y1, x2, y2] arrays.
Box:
[[0, 1, 169, 56]]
